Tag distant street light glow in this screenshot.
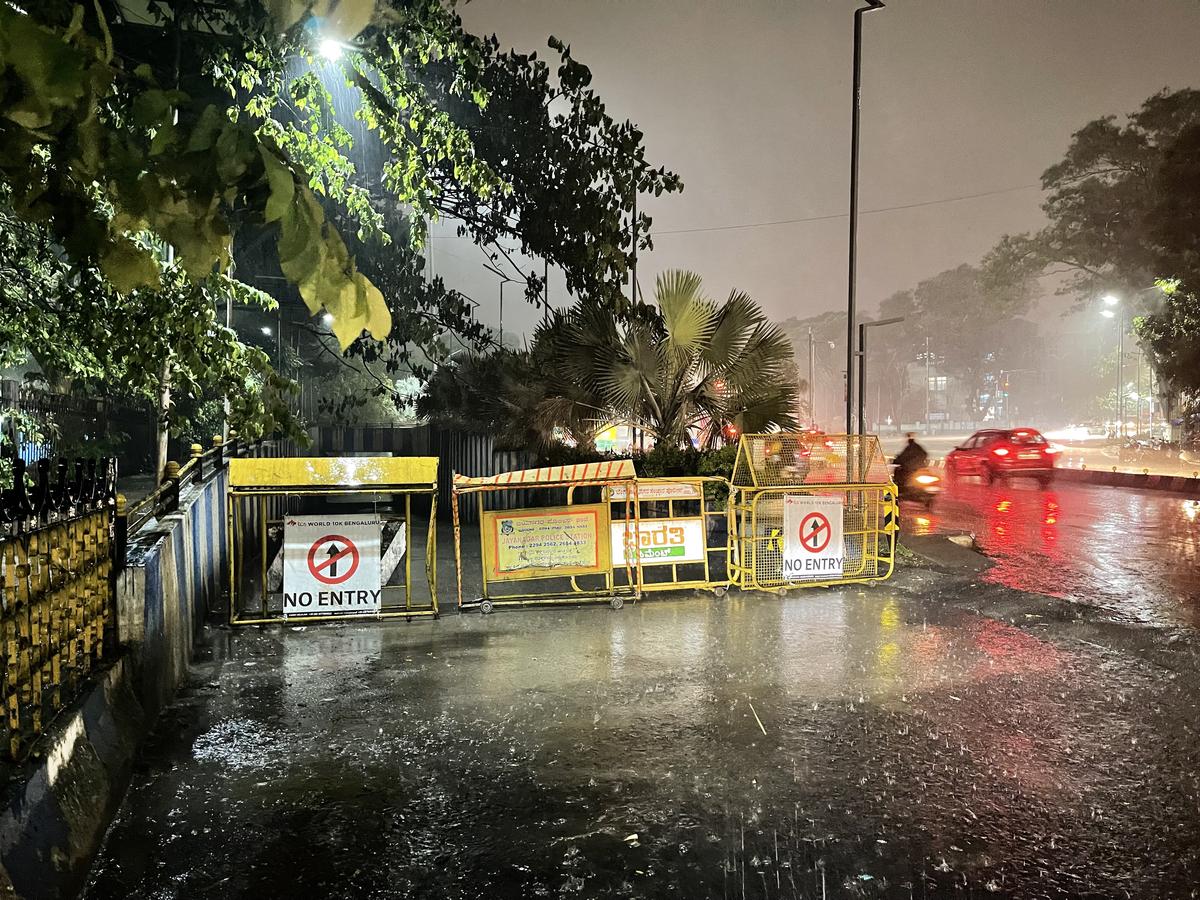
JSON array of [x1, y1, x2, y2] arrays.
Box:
[[1099, 309, 1116, 318], [1103, 293, 1120, 306], [261, 326, 272, 335], [319, 38, 343, 60], [322, 313, 334, 325]]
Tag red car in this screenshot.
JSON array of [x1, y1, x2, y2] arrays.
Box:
[[946, 428, 1058, 486]]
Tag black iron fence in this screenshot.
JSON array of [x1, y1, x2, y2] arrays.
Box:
[[0, 454, 118, 761], [0, 380, 156, 474], [0, 431, 284, 763]]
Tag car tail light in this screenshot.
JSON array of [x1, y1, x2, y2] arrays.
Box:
[[992, 447, 1010, 457], [915, 473, 940, 485], [1044, 445, 1060, 455]]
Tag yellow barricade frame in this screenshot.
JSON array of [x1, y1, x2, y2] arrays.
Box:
[[227, 456, 439, 625], [729, 483, 897, 592], [728, 433, 898, 592], [605, 476, 733, 595], [452, 461, 644, 612]]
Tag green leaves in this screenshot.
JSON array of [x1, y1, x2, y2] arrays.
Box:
[[263, 0, 378, 39], [525, 272, 797, 449], [99, 236, 160, 293], [259, 144, 295, 222], [0, 9, 90, 129], [275, 185, 389, 348]]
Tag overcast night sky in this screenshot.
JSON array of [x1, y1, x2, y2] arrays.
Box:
[[432, 0, 1200, 337]]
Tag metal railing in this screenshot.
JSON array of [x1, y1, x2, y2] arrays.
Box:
[[0, 454, 118, 761], [0, 431, 283, 762]]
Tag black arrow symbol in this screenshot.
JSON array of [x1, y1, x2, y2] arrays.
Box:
[[326, 543, 341, 577]]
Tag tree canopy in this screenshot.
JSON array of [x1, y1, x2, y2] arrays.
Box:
[[983, 88, 1200, 303], [0, 0, 682, 449], [982, 88, 1200, 412], [421, 271, 799, 451]]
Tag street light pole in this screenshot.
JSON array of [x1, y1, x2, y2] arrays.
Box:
[[483, 261, 513, 350], [924, 336, 930, 426], [857, 316, 904, 438], [808, 328, 816, 428], [845, 0, 885, 437]]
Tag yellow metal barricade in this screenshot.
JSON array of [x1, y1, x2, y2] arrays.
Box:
[[452, 460, 643, 612], [227, 457, 439, 624], [607, 476, 732, 595], [728, 434, 898, 591]]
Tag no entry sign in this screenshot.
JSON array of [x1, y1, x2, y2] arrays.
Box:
[[283, 515, 382, 615], [307, 534, 360, 584], [782, 496, 844, 581]]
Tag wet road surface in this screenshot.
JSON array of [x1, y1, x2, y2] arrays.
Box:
[[902, 477, 1200, 630], [86, 586, 1200, 899]]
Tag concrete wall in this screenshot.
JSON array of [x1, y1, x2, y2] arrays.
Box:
[[0, 465, 234, 899], [117, 468, 228, 716]]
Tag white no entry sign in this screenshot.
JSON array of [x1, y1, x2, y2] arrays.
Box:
[[782, 495, 844, 581], [283, 515, 382, 615]]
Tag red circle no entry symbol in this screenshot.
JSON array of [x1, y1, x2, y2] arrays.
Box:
[[798, 512, 832, 554], [307, 534, 360, 585]]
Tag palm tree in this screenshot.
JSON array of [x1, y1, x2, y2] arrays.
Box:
[[541, 270, 799, 448]]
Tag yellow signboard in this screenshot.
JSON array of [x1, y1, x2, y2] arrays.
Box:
[[229, 457, 438, 489], [482, 504, 611, 582]]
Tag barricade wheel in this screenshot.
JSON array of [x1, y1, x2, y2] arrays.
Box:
[[713, 586, 728, 598], [480, 599, 495, 615], [610, 597, 624, 610]]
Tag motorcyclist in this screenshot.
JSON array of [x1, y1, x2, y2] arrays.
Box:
[[893, 432, 929, 495]]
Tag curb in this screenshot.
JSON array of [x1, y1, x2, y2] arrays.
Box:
[[0, 658, 147, 900], [898, 532, 992, 576], [1054, 467, 1200, 496]]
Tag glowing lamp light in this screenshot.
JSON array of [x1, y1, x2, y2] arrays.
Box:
[[1099, 309, 1116, 319], [914, 473, 940, 486], [260, 325, 272, 336], [322, 313, 334, 325], [319, 38, 344, 60], [992, 447, 1009, 457], [1102, 293, 1120, 306]]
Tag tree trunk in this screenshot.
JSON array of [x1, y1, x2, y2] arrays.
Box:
[[156, 359, 170, 480]]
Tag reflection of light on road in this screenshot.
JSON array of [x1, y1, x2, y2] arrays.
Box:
[[877, 641, 900, 670], [875, 600, 902, 672], [905, 479, 1200, 628], [908, 513, 936, 535], [970, 617, 1062, 676]]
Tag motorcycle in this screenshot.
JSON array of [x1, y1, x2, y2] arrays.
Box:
[[894, 465, 943, 509]]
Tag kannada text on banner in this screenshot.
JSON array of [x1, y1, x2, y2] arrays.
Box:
[[484, 505, 609, 581]]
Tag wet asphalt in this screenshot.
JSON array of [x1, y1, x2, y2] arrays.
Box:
[[903, 477, 1200, 630], [85, 564, 1200, 899]]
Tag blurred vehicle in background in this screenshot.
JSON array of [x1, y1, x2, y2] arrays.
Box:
[[946, 428, 1058, 487]]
